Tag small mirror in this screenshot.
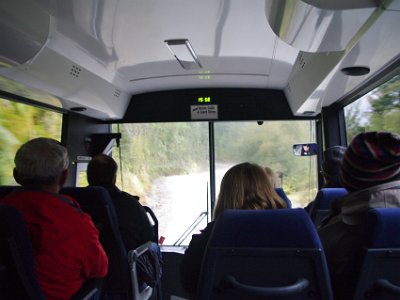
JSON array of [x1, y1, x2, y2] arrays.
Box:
[[292, 143, 318, 156]]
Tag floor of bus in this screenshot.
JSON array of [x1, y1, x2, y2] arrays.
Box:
[[161, 246, 191, 300]]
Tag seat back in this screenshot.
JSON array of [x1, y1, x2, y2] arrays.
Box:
[[143, 205, 159, 243], [61, 186, 130, 299], [275, 188, 292, 208], [0, 204, 46, 300], [309, 188, 348, 226], [0, 186, 18, 199], [352, 208, 400, 300], [128, 241, 158, 300], [197, 208, 333, 300]]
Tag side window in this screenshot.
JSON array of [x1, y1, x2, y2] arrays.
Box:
[[344, 75, 400, 143], [0, 98, 62, 184]]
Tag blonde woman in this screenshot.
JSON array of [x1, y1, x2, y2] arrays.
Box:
[[264, 166, 282, 189], [180, 162, 287, 295]]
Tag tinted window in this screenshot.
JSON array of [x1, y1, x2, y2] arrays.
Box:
[[0, 98, 62, 184]]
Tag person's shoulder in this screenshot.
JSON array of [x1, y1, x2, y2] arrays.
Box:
[[116, 190, 141, 203]]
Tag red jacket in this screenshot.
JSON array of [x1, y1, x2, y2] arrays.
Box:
[[1, 189, 108, 300]]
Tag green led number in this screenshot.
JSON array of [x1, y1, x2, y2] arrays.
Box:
[[198, 97, 211, 103]]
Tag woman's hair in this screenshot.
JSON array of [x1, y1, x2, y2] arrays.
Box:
[[87, 154, 118, 186], [213, 162, 287, 219], [14, 137, 69, 185]]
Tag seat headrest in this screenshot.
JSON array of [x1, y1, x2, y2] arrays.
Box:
[[209, 208, 321, 248], [366, 208, 400, 248], [61, 186, 112, 206], [317, 188, 348, 209]]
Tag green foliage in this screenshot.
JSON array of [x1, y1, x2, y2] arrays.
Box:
[[345, 75, 400, 143], [367, 76, 400, 133], [115, 120, 318, 206], [0, 98, 62, 184], [114, 122, 209, 194]]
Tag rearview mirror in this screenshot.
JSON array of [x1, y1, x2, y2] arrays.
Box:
[[292, 143, 318, 156]]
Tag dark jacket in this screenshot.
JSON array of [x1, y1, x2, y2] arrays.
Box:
[[180, 221, 215, 296], [106, 185, 155, 250], [318, 180, 400, 300]]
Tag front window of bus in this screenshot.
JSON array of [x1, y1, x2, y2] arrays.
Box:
[[344, 75, 400, 143], [0, 98, 62, 185], [113, 123, 209, 246], [113, 120, 318, 246], [214, 121, 318, 209]]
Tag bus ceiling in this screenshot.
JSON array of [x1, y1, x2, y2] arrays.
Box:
[[0, 0, 399, 122]]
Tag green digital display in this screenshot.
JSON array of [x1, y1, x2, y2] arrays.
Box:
[[198, 97, 211, 103]]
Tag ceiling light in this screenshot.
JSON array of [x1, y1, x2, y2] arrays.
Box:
[[165, 39, 202, 70]]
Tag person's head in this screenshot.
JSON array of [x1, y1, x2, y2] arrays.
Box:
[[13, 138, 69, 191], [87, 154, 118, 187], [321, 146, 346, 188], [213, 162, 287, 219], [303, 144, 310, 151], [264, 166, 281, 188], [340, 131, 400, 192]]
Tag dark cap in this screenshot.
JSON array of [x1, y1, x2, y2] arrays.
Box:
[[340, 132, 400, 191]]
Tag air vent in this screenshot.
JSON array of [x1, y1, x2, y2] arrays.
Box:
[[113, 89, 121, 98], [70, 65, 81, 78]]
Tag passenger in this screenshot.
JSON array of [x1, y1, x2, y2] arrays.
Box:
[[320, 146, 347, 188], [301, 144, 311, 155], [304, 145, 346, 212], [318, 132, 400, 300], [87, 153, 155, 250], [87, 154, 162, 292], [180, 162, 287, 296], [0, 138, 108, 300]]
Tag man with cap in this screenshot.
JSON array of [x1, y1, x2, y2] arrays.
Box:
[[304, 145, 346, 213], [318, 131, 400, 300], [320, 145, 347, 188]]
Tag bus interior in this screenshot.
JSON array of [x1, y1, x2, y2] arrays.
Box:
[[0, 1, 399, 299]]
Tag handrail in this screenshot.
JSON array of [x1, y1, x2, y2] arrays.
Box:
[[375, 278, 400, 296], [222, 276, 309, 297], [173, 211, 207, 246]]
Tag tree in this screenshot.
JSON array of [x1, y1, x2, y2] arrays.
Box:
[[367, 75, 400, 133]]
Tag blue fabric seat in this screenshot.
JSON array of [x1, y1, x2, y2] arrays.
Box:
[[0, 203, 102, 300], [196, 208, 333, 300], [0, 204, 46, 300], [309, 188, 348, 226], [275, 188, 292, 208], [0, 186, 18, 199], [61, 186, 160, 300], [61, 186, 131, 299], [352, 208, 400, 300]]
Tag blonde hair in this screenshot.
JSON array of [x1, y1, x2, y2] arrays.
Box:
[[264, 167, 281, 188], [213, 162, 286, 219]]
